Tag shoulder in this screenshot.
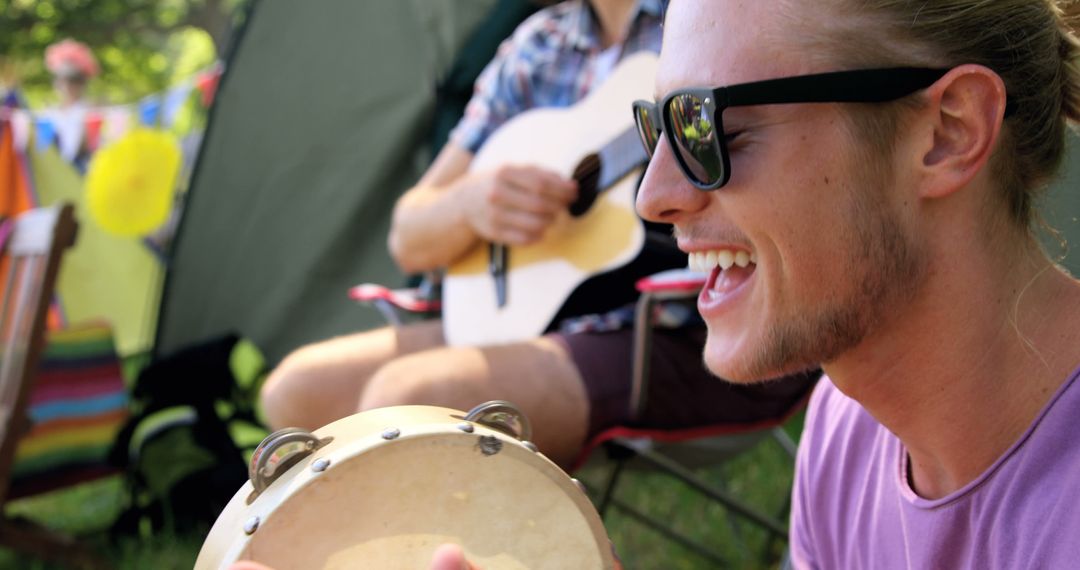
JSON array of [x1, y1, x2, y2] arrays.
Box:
[[798, 376, 891, 500], [790, 376, 894, 568], [501, 0, 586, 57]]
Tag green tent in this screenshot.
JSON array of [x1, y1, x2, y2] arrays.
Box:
[[154, 0, 535, 363]]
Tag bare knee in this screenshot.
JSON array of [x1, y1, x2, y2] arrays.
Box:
[[260, 347, 335, 430], [261, 325, 446, 430], [360, 355, 476, 412]]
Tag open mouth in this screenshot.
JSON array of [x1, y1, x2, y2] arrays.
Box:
[[688, 248, 757, 303], [687, 249, 757, 273]]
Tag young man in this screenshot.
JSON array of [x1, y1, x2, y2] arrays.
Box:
[[632, 0, 1080, 567], [260, 0, 814, 469], [231, 0, 1080, 567]]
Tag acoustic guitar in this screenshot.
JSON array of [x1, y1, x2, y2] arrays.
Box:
[[442, 51, 658, 347]]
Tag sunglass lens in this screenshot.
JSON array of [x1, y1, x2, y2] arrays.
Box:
[[667, 93, 724, 187], [633, 102, 661, 156]]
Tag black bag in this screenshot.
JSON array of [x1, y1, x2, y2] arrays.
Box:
[[109, 333, 265, 535]]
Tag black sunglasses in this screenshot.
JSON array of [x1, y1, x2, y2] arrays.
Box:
[[633, 67, 1004, 191]]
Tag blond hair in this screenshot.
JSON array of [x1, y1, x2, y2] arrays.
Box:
[[808, 0, 1080, 228]]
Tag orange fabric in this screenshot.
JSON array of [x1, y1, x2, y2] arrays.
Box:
[[0, 122, 64, 329], [0, 121, 34, 216]]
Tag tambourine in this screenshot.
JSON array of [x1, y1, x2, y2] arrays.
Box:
[[195, 401, 615, 569]]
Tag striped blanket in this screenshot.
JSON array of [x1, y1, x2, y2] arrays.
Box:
[[10, 322, 129, 499]]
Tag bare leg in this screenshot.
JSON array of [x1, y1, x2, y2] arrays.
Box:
[[359, 335, 590, 469], [260, 320, 445, 431]]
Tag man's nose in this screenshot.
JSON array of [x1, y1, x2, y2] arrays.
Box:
[[636, 137, 711, 224]]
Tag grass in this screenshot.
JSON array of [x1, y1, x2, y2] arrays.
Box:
[[0, 476, 207, 569], [1, 411, 804, 569]]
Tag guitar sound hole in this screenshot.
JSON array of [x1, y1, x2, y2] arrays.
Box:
[[569, 153, 601, 217]]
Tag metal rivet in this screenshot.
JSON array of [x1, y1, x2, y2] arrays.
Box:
[[311, 458, 331, 472], [243, 516, 260, 535], [382, 427, 401, 440], [522, 440, 539, 453], [457, 422, 475, 433], [477, 435, 503, 456]]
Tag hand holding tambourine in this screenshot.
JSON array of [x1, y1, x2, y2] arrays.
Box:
[[228, 544, 480, 570], [197, 402, 617, 569]]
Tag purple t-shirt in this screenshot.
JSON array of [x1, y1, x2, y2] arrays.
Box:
[[790, 367, 1080, 569]]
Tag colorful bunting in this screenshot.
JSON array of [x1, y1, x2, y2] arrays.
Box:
[[35, 118, 56, 151], [138, 95, 161, 126]]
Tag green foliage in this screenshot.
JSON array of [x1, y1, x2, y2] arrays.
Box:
[[0, 0, 246, 107]]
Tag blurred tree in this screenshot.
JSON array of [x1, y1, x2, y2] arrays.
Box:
[[0, 0, 246, 105]]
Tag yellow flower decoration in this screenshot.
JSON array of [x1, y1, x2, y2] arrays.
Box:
[[85, 128, 180, 237]]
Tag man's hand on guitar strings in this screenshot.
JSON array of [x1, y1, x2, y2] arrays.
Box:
[[463, 164, 578, 246]]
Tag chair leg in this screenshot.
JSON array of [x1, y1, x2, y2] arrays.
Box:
[[607, 496, 730, 567], [629, 445, 790, 540], [596, 442, 636, 517], [0, 516, 110, 569], [771, 426, 799, 458]]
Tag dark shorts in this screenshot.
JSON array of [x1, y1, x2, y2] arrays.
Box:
[[551, 326, 819, 439]]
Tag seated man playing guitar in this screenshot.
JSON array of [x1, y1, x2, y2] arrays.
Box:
[[259, 0, 817, 469]]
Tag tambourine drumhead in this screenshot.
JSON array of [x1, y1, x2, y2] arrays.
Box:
[[196, 405, 614, 569]]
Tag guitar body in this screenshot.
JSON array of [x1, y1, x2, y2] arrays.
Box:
[[443, 52, 659, 347]]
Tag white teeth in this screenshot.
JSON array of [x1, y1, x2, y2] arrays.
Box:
[[687, 249, 755, 272], [734, 251, 750, 268], [705, 251, 718, 270], [718, 250, 735, 270]]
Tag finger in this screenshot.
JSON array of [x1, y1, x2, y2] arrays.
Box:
[[489, 183, 567, 216], [500, 166, 578, 205], [612, 541, 624, 570], [227, 563, 275, 570], [492, 210, 555, 242], [430, 544, 480, 570]]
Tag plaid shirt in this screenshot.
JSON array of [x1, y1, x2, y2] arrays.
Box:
[[450, 0, 664, 153]]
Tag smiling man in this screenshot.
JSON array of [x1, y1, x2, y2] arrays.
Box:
[[634, 0, 1080, 567]]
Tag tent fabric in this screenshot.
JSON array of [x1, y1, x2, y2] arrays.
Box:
[[155, 0, 499, 364]]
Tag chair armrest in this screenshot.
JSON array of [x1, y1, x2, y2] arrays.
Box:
[[348, 283, 442, 327], [629, 268, 708, 421], [348, 284, 442, 313], [635, 268, 708, 298]]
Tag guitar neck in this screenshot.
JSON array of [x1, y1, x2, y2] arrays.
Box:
[[596, 128, 649, 191]]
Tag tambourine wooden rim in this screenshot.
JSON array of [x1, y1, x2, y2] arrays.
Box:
[[196, 404, 614, 569]]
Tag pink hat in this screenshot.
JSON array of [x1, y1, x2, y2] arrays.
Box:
[[45, 39, 100, 79]]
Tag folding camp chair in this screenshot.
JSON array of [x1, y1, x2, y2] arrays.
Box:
[[0, 203, 108, 568], [571, 268, 814, 567]]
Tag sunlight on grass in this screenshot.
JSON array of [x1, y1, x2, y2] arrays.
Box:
[[579, 434, 796, 569]]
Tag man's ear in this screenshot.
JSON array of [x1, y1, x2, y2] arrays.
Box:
[[916, 64, 1008, 198]]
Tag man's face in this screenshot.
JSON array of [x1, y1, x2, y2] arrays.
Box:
[[637, 0, 924, 381]]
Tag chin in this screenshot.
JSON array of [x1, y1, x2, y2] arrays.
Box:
[[702, 337, 763, 383], [703, 329, 812, 383]]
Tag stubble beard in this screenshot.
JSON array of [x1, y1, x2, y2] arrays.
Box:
[[737, 162, 925, 381]]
